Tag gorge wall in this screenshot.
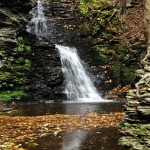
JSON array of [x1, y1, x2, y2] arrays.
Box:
[[0, 0, 66, 101], [119, 0, 150, 149], [0, 0, 36, 101], [119, 60, 150, 149], [1, 0, 147, 103], [0, 0, 109, 102]]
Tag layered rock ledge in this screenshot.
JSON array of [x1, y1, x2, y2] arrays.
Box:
[[119, 47, 150, 149]]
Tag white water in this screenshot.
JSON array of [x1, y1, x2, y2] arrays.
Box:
[[26, 0, 104, 102], [26, 0, 48, 37], [56, 45, 104, 102]]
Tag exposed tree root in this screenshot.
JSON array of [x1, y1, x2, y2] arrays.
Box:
[[136, 47, 150, 98]]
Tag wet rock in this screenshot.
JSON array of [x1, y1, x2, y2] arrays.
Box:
[[24, 0, 110, 100], [141, 98, 150, 104], [0, 0, 36, 14], [144, 65, 150, 71], [0, 1, 37, 100], [0, 0, 115, 101], [137, 106, 150, 118], [135, 69, 145, 77], [119, 45, 150, 150], [119, 123, 150, 149], [0, 108, 14, 112], [26, 35, 64, 101], [119, 46, 150, 149]]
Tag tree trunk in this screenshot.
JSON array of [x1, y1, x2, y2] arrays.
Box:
[[144, 0, 150, 48], [119, 0, 127, 16]]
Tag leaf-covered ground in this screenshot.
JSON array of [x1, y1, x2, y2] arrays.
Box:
[[0, 113, 123, 150]]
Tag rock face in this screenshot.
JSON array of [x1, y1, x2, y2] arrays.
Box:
[[1, 0, 132, 101], [45, 0, 113, 94], [27, 37, 65, 101], [0, 1, 34, 51], [0, 0, 107, 101], [0, 0, 36, 100], [119, 1, 150, 149], [25, 0, 110, 101], [119, 49, 150, 149], [0, 0, 63, 101], [46, 0, 80, 44], [24, 0, 80, 101]]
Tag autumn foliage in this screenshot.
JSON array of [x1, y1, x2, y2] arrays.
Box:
[[0, 113, 123, 149]]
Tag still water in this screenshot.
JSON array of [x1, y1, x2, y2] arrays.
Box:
[[22, 128, 123, 150], [5, 101, 125, 150], [9, 101, 124, 116]]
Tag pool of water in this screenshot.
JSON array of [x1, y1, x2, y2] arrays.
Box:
[[2, 101, 125, 150], [7, 101, 124, 116], [22, 128, 124, 150]]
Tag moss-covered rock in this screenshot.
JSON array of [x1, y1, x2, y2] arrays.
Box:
[[0, 0, 34, 102]]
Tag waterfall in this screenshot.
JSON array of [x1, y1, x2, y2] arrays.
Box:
[[56, 45, 103, 101], [27, 0, 104, 102], [26, 0, 48, 37]]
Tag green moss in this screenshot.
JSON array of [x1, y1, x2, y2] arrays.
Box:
[[79, 0, 119, 37], [80, 21, 91, 34], [0, 72, 11, 81], [92, 26, 100, 35], [25, 46, 31, 52], [0, 90, 26, 102], [0, 49, 5, 57], [13, 77, 29, 85], [10, 17, 18, 22], [0, 36, 31, 101], [111, 62, 121, 83], [111, 62, 136, 85], [94, 45, 113, 62], [121, 67, 135, 85], [15, 57, 24, 64], [79, 0, 135, 86], [17, 36, 31, 53]]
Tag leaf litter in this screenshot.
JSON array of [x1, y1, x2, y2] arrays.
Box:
[[0, 113, 123, 149]]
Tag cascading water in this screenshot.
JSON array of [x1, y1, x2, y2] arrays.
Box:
[[26, 0, 48, 37], [27, 0, 104, 102], [56, 45, 103, 101]]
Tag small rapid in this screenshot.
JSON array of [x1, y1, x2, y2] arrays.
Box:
[[26, 0, 48, 37]]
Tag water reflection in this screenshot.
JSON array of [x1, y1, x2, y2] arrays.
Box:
[[62, 130, 87, 150], [4, 102, 125, 150], [6, 102, 124, 116], [25, 128, 124, 150], [61, 102, 97, 150]]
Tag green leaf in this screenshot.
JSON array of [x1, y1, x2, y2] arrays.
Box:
[[17, 36, 24, 43], [25, 46, 31, 52], [0, 50, 5, 56]]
